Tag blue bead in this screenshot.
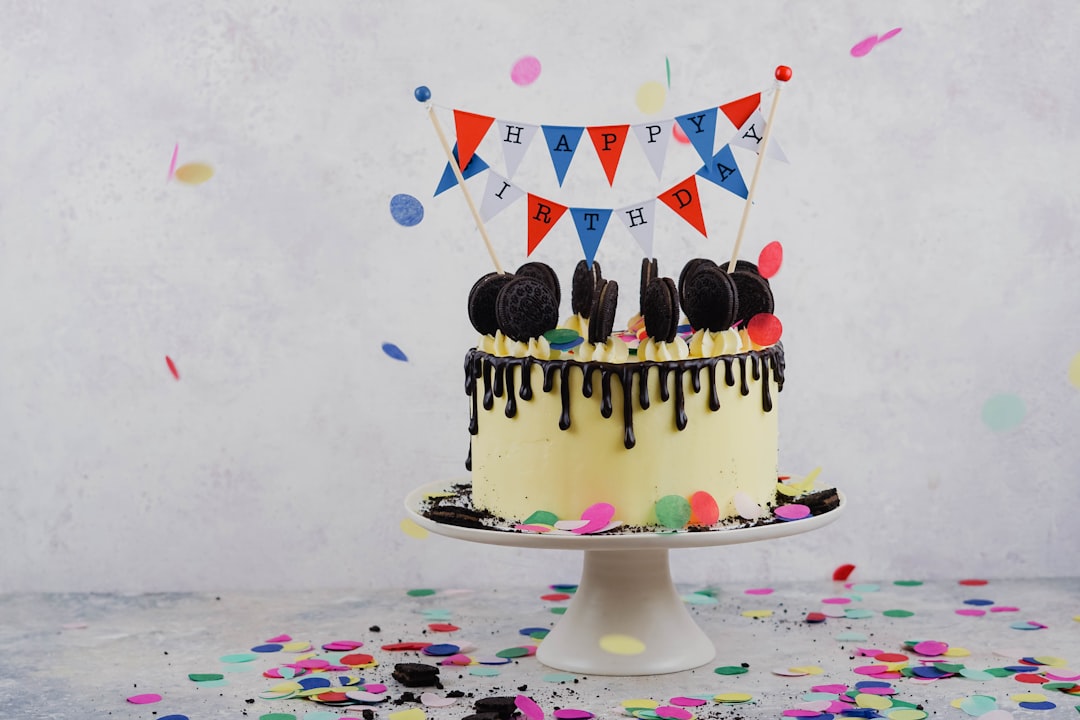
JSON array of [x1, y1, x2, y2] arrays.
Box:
[[414, 85, 431, 102]]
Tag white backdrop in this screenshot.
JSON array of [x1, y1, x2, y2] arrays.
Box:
[[2, 1, 1078, 593]]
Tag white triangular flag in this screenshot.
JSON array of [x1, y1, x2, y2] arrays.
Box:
[[631, 119, 674, 181], [496, 120, 540, 178], [729, 110, 788, 163], [479, 172, 525, 222], [615, 199, 658, 258]]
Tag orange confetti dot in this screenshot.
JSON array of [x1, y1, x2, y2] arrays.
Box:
[[747, 313, 782, 346], [174, 162, 214, 184], [689, 491, 720, 525]]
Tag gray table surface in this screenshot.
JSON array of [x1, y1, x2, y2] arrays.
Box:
[[2, 577, 1078, 719]]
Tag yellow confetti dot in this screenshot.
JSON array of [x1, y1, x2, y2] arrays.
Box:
[[943, 646, 971, 657], [1074, 614, 1080, 622], [1010, 692, 1048, 703], [173, 162, 214, 184], [267, 681, 302, 694], [635, 81, 666, 114], [621, 699, 659, 709], [599, 633, 646, 655], [741, 609, 773, 618], [888, 710, 927, 720], [790, 665, 825, 675], [1034, 655, 1067, 667], [389, 709, 427, 720], [401, 517, 429, 539], [714, 692, 753, 703], [776, 483, 801, 497], [855, 693, 893, 710], [282, 642, 313, 653], [1069, 352, 1080, 389]]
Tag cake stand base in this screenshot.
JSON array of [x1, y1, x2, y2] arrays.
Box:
[[536, 548, 714, 675]]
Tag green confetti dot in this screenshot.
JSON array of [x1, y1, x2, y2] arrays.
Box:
[[655, 495, 692, 528], [845, 608, 874, 619], [220, 653, 257, 663], [470, 667, 501, 677], [496, 646, 530, 658], [893, 580, 923, 587], [407, 588, 436, 597], [550, 607, 567, 615], [542, 329, 581, 345], [883, 609, 915, 618], [529, 629, 549, 639], [188, 673, 225, 682], [714, 665, 749, 675], [259, 714, 298, 720], [981, 393, 1026, 431], [524, 510, 559, 525]]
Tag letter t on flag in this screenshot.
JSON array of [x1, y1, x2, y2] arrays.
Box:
[[570, 207, 613, 268]]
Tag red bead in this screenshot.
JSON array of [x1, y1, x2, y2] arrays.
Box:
[[775, 65, 793, 82]]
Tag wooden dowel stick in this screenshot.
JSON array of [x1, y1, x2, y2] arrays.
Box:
[[425, 102, 504, 274], [728, 66, 791, 273]]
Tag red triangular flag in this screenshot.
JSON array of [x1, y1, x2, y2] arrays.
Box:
[[719, 93, 761, 128], [526, 193, 568, 255], [658, 176, 707, 238], [587, 124, 630, 186], [453, 110, 495, 172]]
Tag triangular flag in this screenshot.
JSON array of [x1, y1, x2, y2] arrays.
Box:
[[696, 144, 748, 199], [541, 125, 585, 186], [675, 107, 719, 167], [729, 110, 789, 163], [497, 120, 540, 179], [658, 176, 707, 238], [615, 199, 658, 258], [453, 110, 495, 172], [434, 145, 489, 196], [587, 124, 630, 186], [479, 172, 525, 222], [631, 119, 674, 181], [719, 92, 761, 127], [569, 207, 613, 268], [526, 193, 568, 256]]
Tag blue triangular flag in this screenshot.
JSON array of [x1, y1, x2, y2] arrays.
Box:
[[434, 144, 489, 196], [675, 107, 719, 167], [569, 207, 612, 268], [696, 144, 748, 199], [541, 125, 585, 186]]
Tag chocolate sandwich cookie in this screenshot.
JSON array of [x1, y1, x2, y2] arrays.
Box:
[[571, 259, 602, 318], [474, 697, 520, 719], [425, 504, 491, 530], [728, 269, 774, 328], [718, 259, 760, 275], [642, 277, 679, 342], [515, 261, 562, 307], [461, 714, 503, 720], [678, 257, 718, 308], [787, 488, 840, 516], [587, 278, 618, 345], [639, 257, 659, 314], [468, 272, 515, 335], [391, 662, 440, 688], [495, 276, 560, 341], [681, 265, 739, 332]]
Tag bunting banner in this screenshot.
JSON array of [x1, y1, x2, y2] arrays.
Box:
[[479, 172, 526, 222], [542, 125, 585, 186], [453, 110, 495, 172], [730, 110, 789, 163], [587, 124, 630, 186], [675, 107, 719, 168], [526, 193, 568, 256], [615, 199, 658, 259], [434, 144, 489, 196], [497, 120, 540, 179], [658, 175, 708, 238], [631, 119, 675, 181], [570, 207, 613, 268], [697, 144, 749, 198]]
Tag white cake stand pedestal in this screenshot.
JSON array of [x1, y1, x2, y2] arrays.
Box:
[[405, 481, 845, 677]]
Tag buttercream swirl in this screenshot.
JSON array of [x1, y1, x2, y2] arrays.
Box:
[[574, 336, 630, 363], [638, 336, 690, 362], [478, 331, 554, 360]]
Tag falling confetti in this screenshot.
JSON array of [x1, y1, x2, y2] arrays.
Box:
[[665, 56, 671, 88], [635, 81, 666, 114], [1068, 351, 1080, 389], [167, 143, 179, 182], [390, 193, 425, 227], [382, 342, 409, 362], [174, 162, 214, 184], [165, 355, 180, 380], [400, 517, 429, 539], [981, 394, 1025, 431], [758, 240, 783, 278], [598, 633, 646, 655], [851, 28, 902, 57], [511, 56, 542, 86]]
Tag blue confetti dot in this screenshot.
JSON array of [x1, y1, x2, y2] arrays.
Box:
[[382, 342, 408, 362], [159, 716, 190, 720], [981, 393, 1025, 431], [390, 193, 424, 227], [414, 85, 431, 102]]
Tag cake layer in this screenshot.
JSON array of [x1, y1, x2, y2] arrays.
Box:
[[466, 346, 783, 526]]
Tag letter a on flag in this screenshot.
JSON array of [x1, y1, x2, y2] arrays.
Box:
[[696, 144, 748, 199], [541, 125, 585, 186], [526, 194, 568, 256], [658, 176, 708, 238], [453, 110, 495, 172]]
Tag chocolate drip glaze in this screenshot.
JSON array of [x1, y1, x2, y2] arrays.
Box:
[[464, 344, 784, 456]]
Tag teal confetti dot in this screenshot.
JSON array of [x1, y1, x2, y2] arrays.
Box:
[[543, 672, 578, 683], [390, 193, 424, 226], [883, 609, 915, 618], [981, 393, 1025, 431], [470, 666, 501, 677], [382, 342, 408, 362], [844, 608, 875, 619]]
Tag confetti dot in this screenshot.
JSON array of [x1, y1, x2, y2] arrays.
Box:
[[1068, 352, 1080, 389], [981, 393, 1025, 431], [599, 633, 646, 655], [543, 672, 578, 683], [887, 711, 926, 720], [174, 162, 214, 184], [894, 580, 923, 586], [382, 342, 409, 362], [758, 241, 783, 279], [221, 653, 257, 663], [883, 609, 915, 618], [774, 503, 809, 521], [127, 693, 163, 704], [390, 193, 425, 227], [655, 495, 691, 528], [388, 710, 426, 720], [400, 517, 428, 539], [748, 313, 783, 347], [407, 588, 436, 597], [688, 491, 720, 524], [165, 355, 180, 380], [714, 665, 749, 675], [552, 710, 593, 720], [742, 609, 773, 618], [635, 81, 666, 114], [159, 716, 191, 720], [850, 36, 880, 57], [516, 695, 544, 720], [511, 56, 542, 86], [745, 587, 774, 595], [672, 123, 690, 145], [714, 693, 752, 703]]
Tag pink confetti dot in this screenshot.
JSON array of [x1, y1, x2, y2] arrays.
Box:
[[956, 608, 986, 617], [511, 56, 542, 86], [656, 706, 693, 720], [127, 693, 162, 704], [516, 695, 544, 720], [850, 36, 879, 57], [774, 503, 809, 521], [912, 640, 948, 656], [822, 597, 852, 604], [744, 587, 774, 595]]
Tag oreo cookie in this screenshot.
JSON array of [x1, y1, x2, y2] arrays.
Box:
[[728, 269, 774, 328], [643, 277, 679, 343], [718, 259, 761, 275], [468, 272, 515, 335], [571, 259, 602, 317], [495, 276, 559, 342], [677, 258, 718, 307], [474, 697, 519, 719], [515, 261, 561, 307], [639, 257, 659, 314], [587, 279, 619, 345], [681, 265, 739, 332], [391, 662, 440, 688]]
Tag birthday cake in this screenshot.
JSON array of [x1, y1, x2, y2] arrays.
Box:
[[459, 256, 801, 531]]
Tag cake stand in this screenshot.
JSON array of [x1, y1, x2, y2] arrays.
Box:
[[405, 480, 845, 676]]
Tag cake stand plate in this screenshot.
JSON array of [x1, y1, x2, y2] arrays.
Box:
[[405, 480, 846, 676]]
